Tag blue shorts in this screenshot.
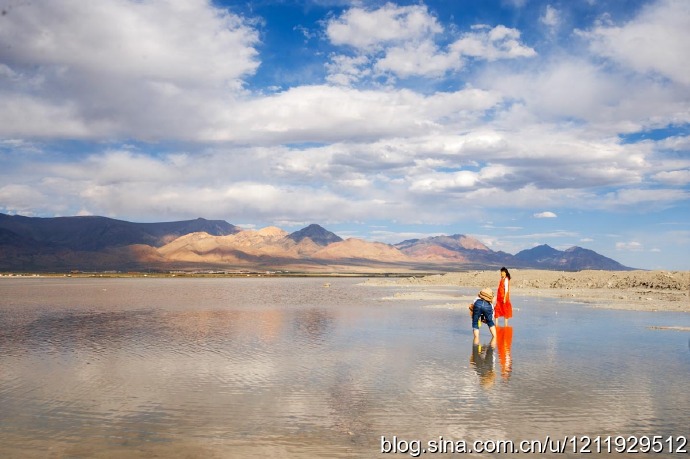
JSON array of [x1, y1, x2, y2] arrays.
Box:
[[472, 299, 495, 329]]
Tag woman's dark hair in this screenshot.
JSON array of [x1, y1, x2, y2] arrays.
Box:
[[500, 267, 511, 280]]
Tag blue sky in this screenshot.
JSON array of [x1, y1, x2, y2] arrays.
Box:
[[0, 0, 689, 270]]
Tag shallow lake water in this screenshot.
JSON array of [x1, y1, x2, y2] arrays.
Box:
[[0, 277, 688, 458]]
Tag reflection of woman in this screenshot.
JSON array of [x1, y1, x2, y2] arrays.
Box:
[[494, 267, 512, 325], [496, 325, 513, 380]]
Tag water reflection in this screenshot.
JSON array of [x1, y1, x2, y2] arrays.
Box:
[[496, 325, 513, 380], [470, 341, 496, 389], [293, 308, 334, 346], [1, 278, 689, 458], [0, 309, 295, 356]]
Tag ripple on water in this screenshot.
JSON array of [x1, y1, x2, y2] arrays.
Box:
[[0, 277, 688, 458]]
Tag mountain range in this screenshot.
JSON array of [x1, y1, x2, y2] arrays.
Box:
[[0, 213, 634, 272]]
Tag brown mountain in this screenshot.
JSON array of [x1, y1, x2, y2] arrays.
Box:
[[395, 234, 514, 267], [155, 226, 405, 269], [0, 214, 634, 272], [158, 227, 325, 264], [312, 238, 411, 262], [395, 234, 488, 262]]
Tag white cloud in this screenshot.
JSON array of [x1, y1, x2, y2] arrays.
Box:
[[0, 184, 47, 215], [0, 0, 259, 84], [0, 0, 259, 139], [581, 0, 690, 85], [657, 135, 690, 151], [540, 5, 561, 30], [325, 5, 535, 82], [55, 150, 181, 185], [616, 241, 644, 251], [534, 211, 557, 218], [652, 169, 690, 185], [409, 170, 479, 193], [374, 40, 462, 78], [208, 85, 501, 143], [451, 25, 537, 61], [325, 55, 372, 86], [482, 56, 690, 135], [325, 3, 442, 50]]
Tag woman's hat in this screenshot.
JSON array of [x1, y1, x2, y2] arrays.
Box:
[[478, 288, 493, 302]]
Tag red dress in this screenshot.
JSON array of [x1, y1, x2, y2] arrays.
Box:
[[494, 277, 513, 319]]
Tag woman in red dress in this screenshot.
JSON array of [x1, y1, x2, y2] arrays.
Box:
[[494, 267, 512, 325]]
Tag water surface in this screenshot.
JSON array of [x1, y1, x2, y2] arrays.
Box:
[[1, 277, 688, 458]]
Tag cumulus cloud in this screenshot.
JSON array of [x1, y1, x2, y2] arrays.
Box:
[[657, 135, 690, 151], [652, 169, 690, 185], [534, 211, 557, 218], [325, 4, 535, 83], [616, 241, 644, 251], [0, 0, 260, 139], [326, 3, 442, 50], [409, 170, 479, 193], [450, 25, 537, 61], [540, 5, 561, 30], [208, 85, 502, 143], [374, 40, 462, 78], [580, 0, 690, 85], [0, 184, 47, 216]]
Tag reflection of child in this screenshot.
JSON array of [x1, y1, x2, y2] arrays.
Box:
[[469, 288, 496, 342], [471, 342, 496, 389]]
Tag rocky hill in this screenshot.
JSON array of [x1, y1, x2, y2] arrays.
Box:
[[514, 244, 631, 271], [0, 213, 239, 250], [288, 224, 343, 245], [395, 234, 514, 266]]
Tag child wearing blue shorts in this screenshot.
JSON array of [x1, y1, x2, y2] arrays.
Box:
[[470, 288, 497, 343]]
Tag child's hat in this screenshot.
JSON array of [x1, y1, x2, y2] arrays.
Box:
[[478, 288, 493, 302]]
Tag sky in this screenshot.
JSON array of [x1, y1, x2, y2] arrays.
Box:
[[0, 0, 689, 270]]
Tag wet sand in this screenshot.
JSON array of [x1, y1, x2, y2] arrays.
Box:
[[364, 269, 690, 313]]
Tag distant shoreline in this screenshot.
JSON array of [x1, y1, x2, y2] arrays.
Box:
[[3, 268, 689, 313], [0, 271, 420, 279], [364, 269, 690, 313]]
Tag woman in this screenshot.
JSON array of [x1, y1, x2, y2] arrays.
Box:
[[494, 267, 513, 325]]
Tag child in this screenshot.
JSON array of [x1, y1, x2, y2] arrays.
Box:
[[469, 288, 497, 343]]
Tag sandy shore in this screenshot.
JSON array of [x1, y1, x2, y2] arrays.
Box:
[[364, 269, 690, 313]]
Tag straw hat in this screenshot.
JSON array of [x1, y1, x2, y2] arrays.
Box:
[[478, 288, 493, 303]]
